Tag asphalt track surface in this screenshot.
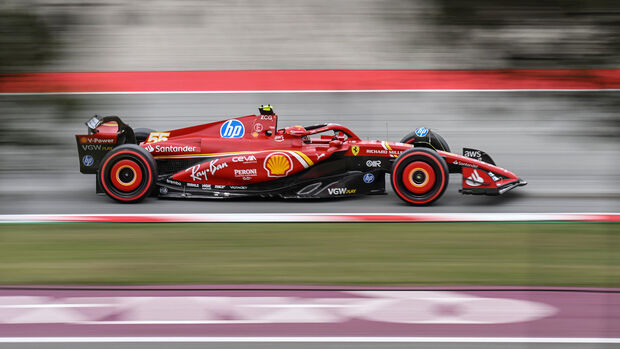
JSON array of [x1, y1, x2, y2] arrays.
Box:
[[1, 91, 619, 214], [0, 92, 618, 349]]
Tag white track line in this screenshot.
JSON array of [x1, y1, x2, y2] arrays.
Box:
[[2, 89, 620, 96], [0, 213, 618, 223], [0, 337, 619, 343]]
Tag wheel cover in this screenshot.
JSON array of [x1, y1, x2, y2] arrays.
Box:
[[402, 161, 435, 194], [391, 150, 448, 205], [110, 159, 143, 192], [99, 150, 153, 202]]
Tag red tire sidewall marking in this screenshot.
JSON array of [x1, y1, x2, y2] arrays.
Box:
[[110, 159, 143, 192], [100, 150, 152, 202], [402, 161, 435, 194], [392, 151, 446, 204]]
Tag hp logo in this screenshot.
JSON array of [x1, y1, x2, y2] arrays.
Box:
[[220, 120, 245, 138], [363, 173, 375, 184], [415, 127, 429, 137], [82, 155, 94, 167]]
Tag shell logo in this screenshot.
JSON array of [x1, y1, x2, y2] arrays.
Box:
[[264, 152, 293, 177]]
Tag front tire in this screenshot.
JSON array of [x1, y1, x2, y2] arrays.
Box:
[[98, 144, 157, 203], [391, 148, 449, 205]]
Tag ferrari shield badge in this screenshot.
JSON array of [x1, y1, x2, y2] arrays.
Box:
[[352, 146, 360, 156]]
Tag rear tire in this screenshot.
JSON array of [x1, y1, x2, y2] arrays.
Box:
[[98, 144, 157, 203], [134, 128, 156, 144], [391, 148, 449, 205]]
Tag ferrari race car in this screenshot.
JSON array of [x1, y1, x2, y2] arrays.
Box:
[[75, 105, 526, 205]]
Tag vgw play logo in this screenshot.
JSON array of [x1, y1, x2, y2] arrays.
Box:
[[220, 120, 245, 138]]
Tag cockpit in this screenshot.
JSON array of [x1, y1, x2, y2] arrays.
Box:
[[260, 104, 360, 146]]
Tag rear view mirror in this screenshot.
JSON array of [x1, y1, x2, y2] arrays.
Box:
[[86, 115, 102, 131]]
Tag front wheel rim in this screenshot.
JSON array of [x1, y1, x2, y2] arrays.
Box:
[[402, 161, 435, 194]]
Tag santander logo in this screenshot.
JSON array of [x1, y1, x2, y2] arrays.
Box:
[[466, 169, 484, 187], [145, 144, 197, 153]]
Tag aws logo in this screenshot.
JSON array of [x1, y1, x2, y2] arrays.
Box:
[[220, 120, 245, 138], [264, 152, 293, 177]]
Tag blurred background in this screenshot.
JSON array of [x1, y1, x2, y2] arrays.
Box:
[[4, 0, 620, 72], [0, 0, 618, 213], [0, 2, 619, 345]]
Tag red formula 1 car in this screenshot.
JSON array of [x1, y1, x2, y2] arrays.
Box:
[[75, 105, 526, 205]]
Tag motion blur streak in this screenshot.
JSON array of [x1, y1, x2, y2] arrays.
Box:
[[2, 0, 620, 72], [0, 291, 555, 325], [0, 287, 617, 338], [2, 69, 620, 93]]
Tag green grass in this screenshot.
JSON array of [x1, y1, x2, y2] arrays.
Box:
[[0, 223, 618, 286]]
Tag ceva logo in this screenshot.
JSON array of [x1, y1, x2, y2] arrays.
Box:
[[220, 120, 245, 138]]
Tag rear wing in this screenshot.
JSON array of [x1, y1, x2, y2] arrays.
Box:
[[75, 115, 136, 174]]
